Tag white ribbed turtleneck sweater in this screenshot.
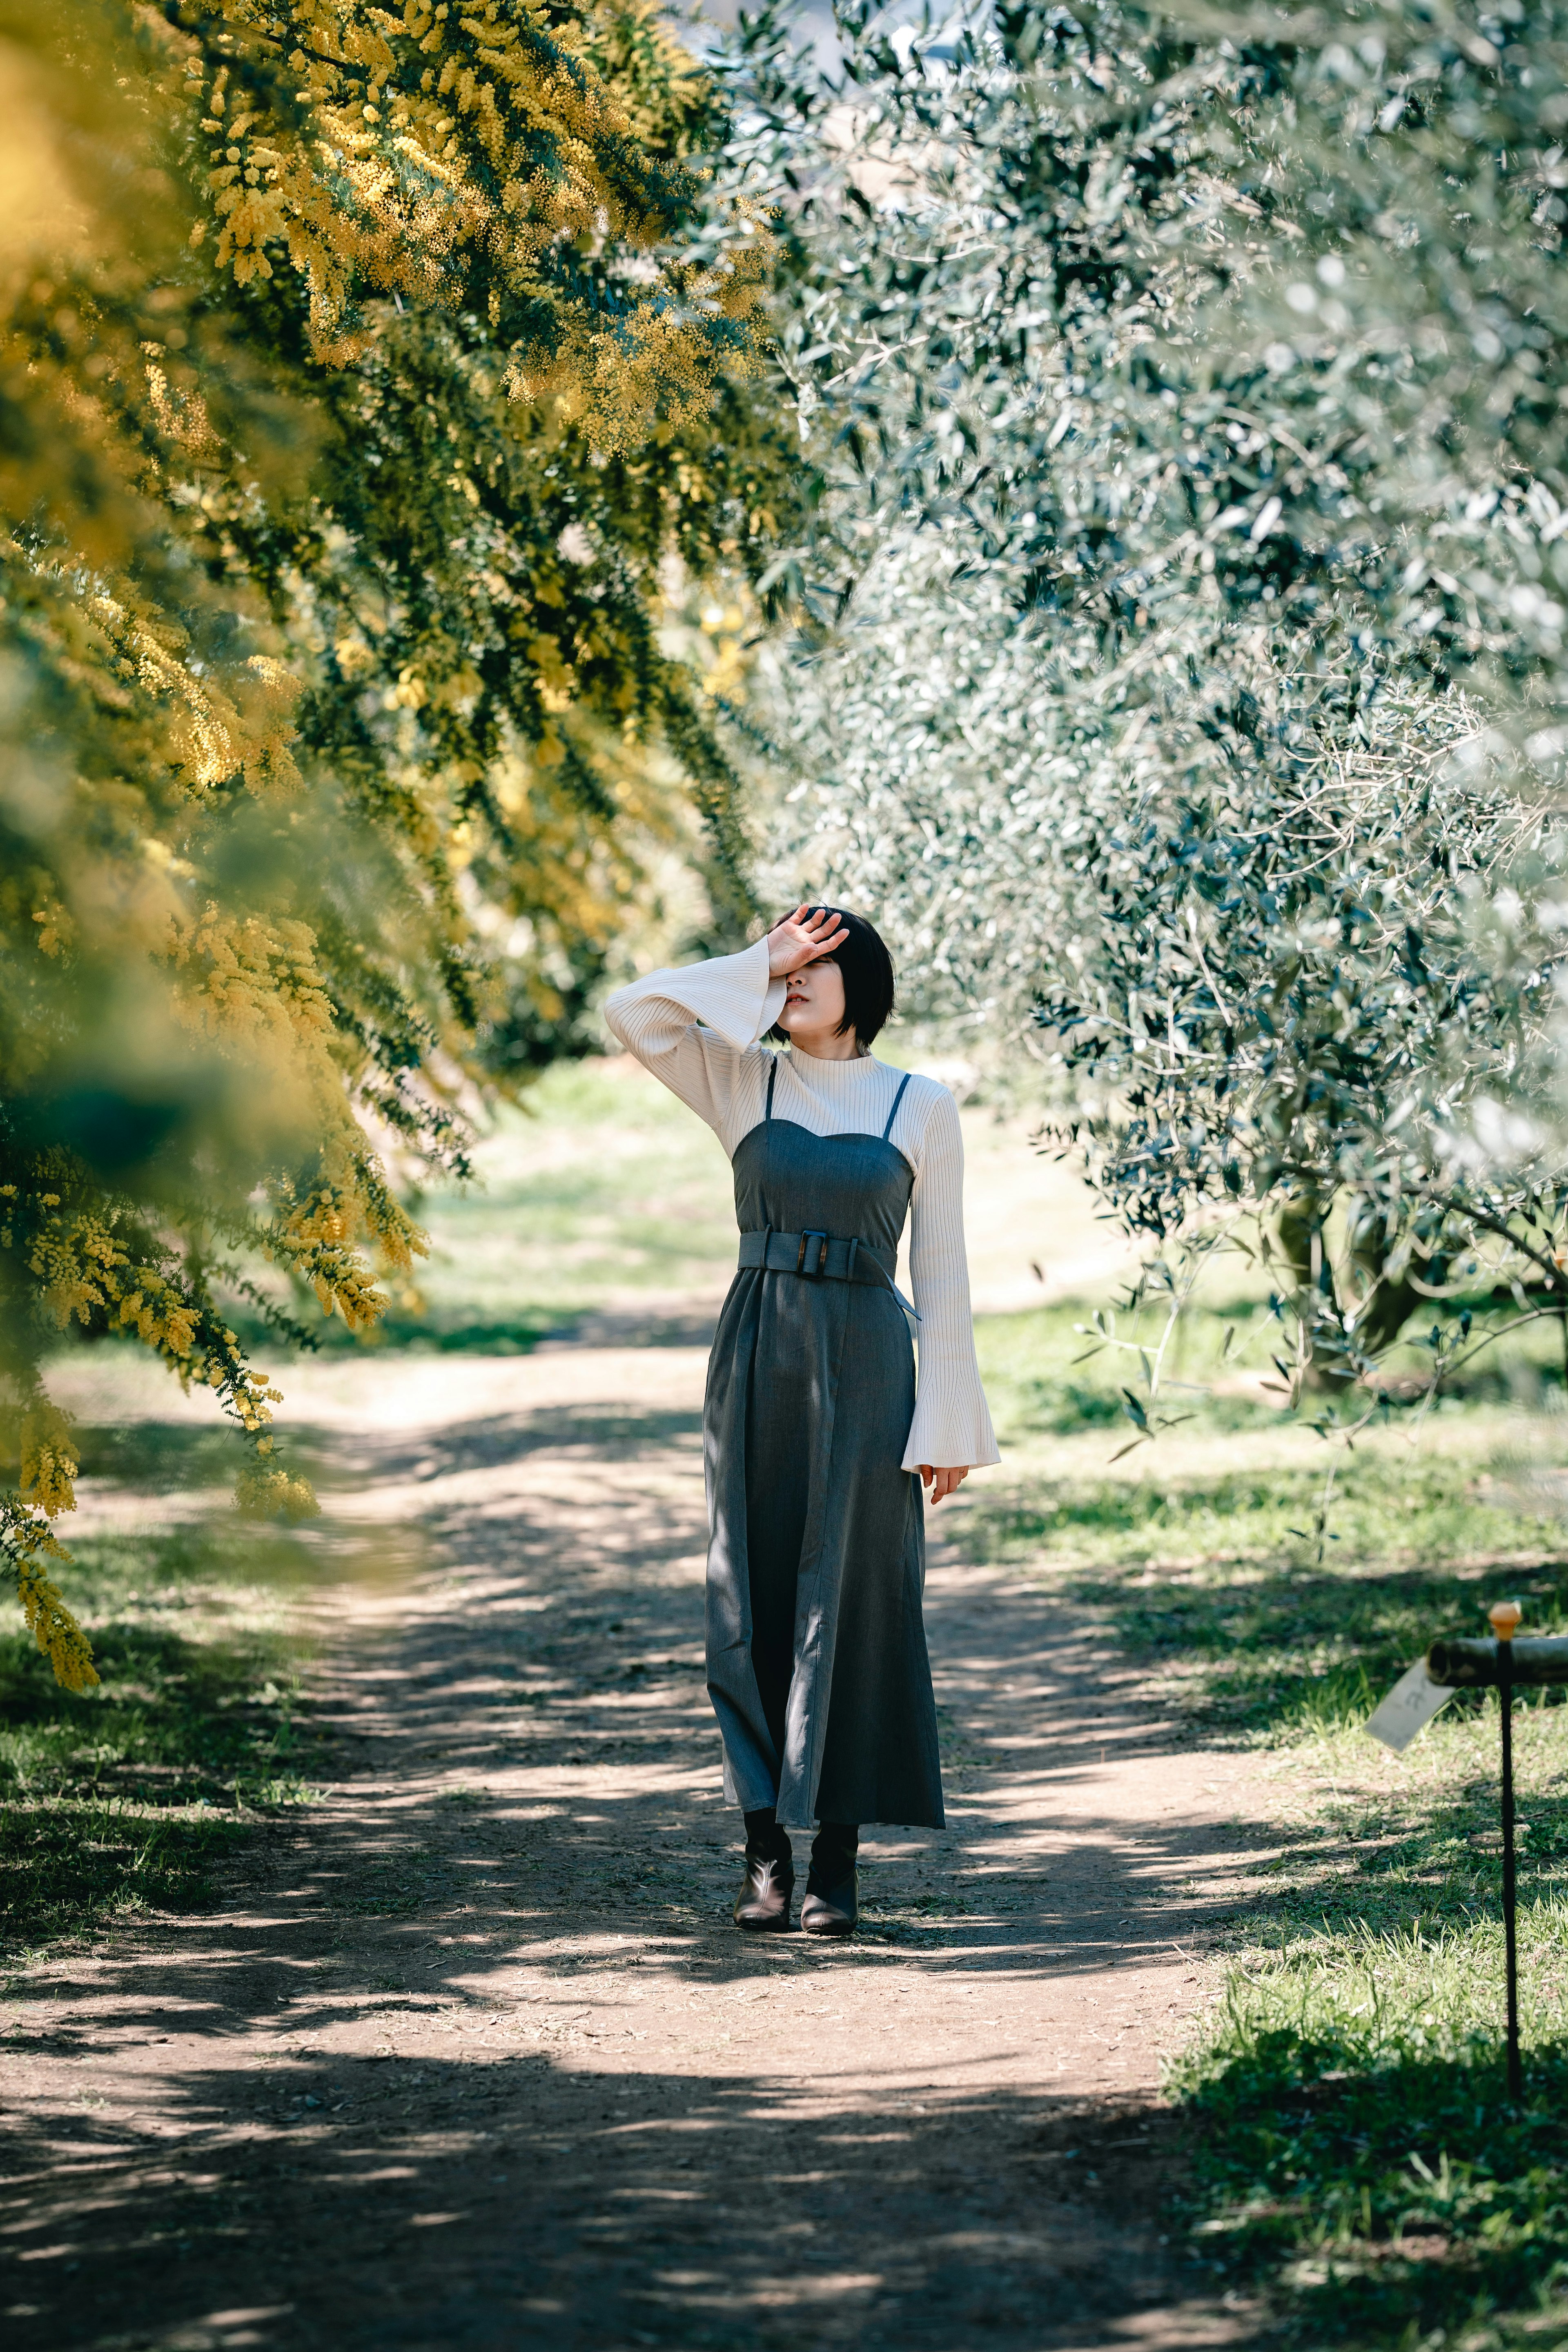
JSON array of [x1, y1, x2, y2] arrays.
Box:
[[604, 937, 999, 1473]]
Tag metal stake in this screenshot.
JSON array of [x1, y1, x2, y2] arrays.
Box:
[[1490, 1599, 1523, 2101]]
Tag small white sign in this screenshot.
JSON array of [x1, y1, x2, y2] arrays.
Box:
[[1365, 1659, 1454, 1753]]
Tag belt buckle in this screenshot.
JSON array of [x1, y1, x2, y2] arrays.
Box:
[[797, 1229, 829, 1277]]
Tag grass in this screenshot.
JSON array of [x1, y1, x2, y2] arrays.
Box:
[[976, 1292, 1568, 1444], [971, 1485, 1568, 1742], [1163, 1677, 1568, 2343], [969, 1298, 1568, 1755], [0, 1521, 328, 1955], [965, 1297, 1568, 2345], [230, 1060, 739, 1354], [1170, 1915, 1568, 2348]]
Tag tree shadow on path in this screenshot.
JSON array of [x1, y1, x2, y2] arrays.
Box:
[[2, 1380, 1264, 2351]]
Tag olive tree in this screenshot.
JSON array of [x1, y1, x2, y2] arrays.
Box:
[[724, 0, 1568, 1402]]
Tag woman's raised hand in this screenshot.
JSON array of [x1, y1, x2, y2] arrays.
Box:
[[766, 903, 849, 978]]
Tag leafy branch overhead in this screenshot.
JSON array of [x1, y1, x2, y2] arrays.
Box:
[[176, 0, 767, 446], [0, 0, 782, 1685]]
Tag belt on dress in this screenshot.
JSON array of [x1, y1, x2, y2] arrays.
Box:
[[737, 1228, 920, 1320]]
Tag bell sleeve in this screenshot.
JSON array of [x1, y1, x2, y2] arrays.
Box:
[[902, 1084, 1001, 1472], [602, 937, 786, 1149]]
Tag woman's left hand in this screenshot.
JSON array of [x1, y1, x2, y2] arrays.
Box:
[[919, 1465, 970, 1506]]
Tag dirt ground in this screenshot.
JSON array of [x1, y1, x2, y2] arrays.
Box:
[[2, 1341, 1271, 2352]]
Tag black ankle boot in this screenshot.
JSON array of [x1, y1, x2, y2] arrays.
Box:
[[733, 1850, 794, 1930], [802, 1822, 858, 1938], [735, 1808, 793, 1931]]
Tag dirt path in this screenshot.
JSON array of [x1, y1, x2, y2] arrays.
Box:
[[3, 1345, 1269, 2351]]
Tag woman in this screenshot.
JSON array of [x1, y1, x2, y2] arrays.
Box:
[[605, 905, 998, 1936]]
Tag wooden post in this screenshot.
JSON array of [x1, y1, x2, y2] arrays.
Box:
[[1490, 1599, 1523, 2100]]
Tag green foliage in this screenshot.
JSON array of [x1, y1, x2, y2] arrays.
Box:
[[0, 1526, 322, 1949], [0, 0, 787, 1677], [1172, 1917, 1568, 2347], [728, 0, 1568, 1397]]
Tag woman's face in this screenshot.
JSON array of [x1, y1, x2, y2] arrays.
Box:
[[775, 952, 848, 1042]]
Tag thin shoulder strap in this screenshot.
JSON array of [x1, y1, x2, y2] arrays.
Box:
[[765, 1056, 778, 1122], [882, 1071, 913, 1143]]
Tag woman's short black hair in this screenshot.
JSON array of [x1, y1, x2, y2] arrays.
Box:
[[767, 906, 897, 1049]]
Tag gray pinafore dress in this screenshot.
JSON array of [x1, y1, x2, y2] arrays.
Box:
[[702, 1057, 945, 1830]]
